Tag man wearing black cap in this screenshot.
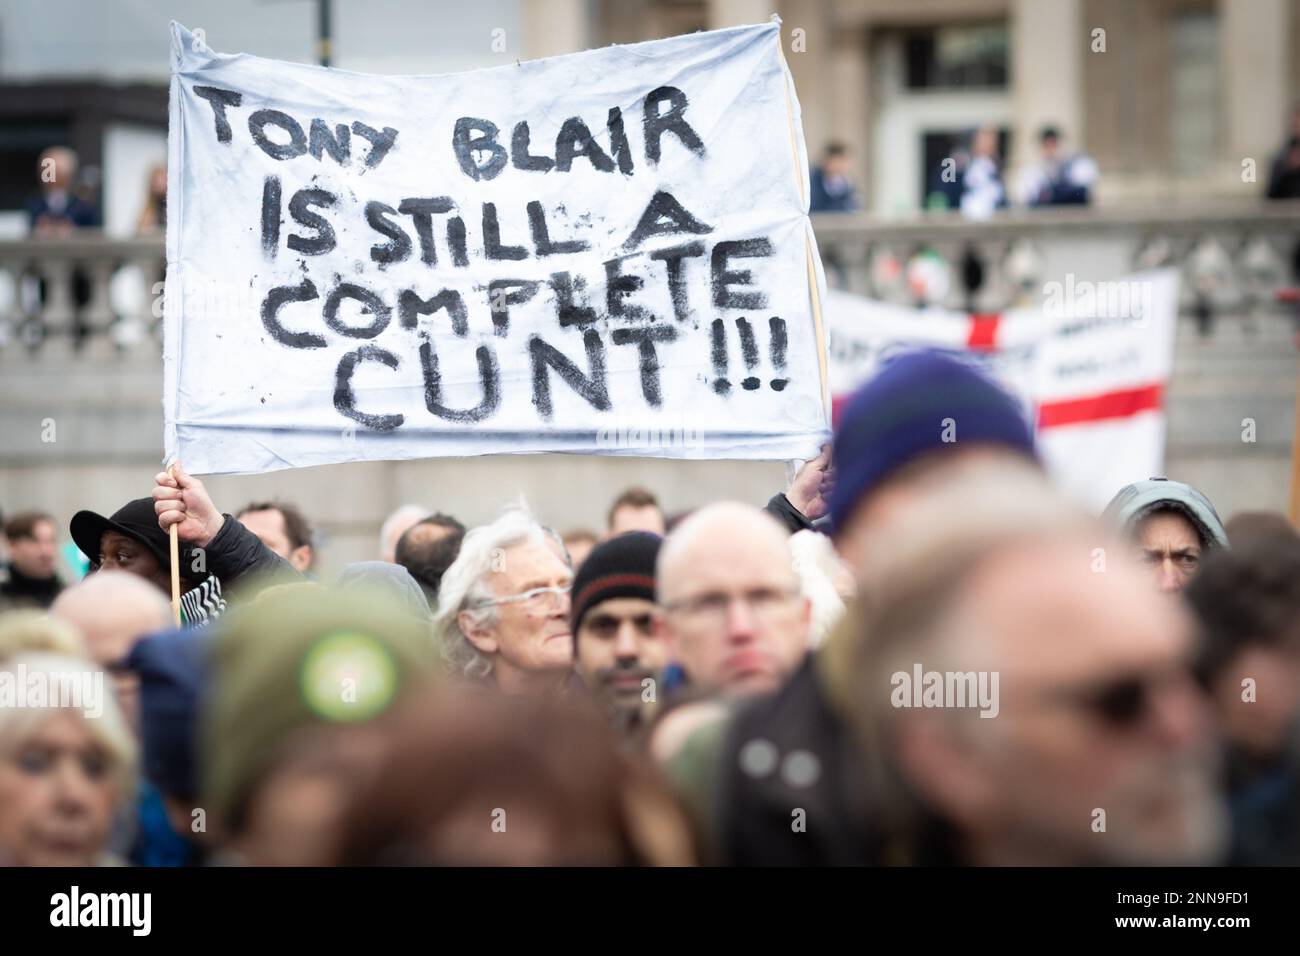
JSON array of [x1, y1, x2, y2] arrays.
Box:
[[570, 532, 668, 735], [71, 463, 296, 625], [69, 496, 223, 623]]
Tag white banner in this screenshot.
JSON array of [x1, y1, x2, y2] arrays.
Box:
[[825, 269, 1180, 510], [164, 21, 829, 475]]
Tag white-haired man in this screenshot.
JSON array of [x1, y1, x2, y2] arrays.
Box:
[[435, 508, 574, 695]]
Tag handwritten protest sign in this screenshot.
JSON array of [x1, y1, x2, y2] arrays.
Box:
[[163, 21, 829, 475]]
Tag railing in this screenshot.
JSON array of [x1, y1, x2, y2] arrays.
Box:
[[1, 201, 1298, 358], [0, 236, 164, 358], [813, 201, 1300, 320]]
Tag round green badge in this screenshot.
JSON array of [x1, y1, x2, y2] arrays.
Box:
[[300, 631, 398, 722]]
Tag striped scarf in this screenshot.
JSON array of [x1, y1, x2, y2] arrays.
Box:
[[179, 576, 226, 625]]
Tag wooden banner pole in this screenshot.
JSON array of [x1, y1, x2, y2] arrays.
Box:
[[1289, 356, 1300, 527], [167, 463, 182, 626]]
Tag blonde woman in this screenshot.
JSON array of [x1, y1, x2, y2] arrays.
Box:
[[0, 611, 84, 662], [0, 653, 137, 866]]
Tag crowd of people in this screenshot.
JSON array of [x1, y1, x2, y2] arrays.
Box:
[[1, 349, 1297, 867]]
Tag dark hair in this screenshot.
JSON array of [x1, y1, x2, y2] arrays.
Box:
[[824, 141, 848, 158], [1224, 511, 1298, 549], [1185, 533, 1300, 684], [607, 487, 661, 530], [1139, 503, 1215, 550], [3, 510, 54, 542], [1039, 125, 1061, 143], [394, 514, 466, 602], [238, 500, 315, 552]]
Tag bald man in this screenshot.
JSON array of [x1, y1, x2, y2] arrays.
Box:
[[657, 502, 810, 697], [51, 573, 173, 729]]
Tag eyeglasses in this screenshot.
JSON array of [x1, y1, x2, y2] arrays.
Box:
[[471, 584, 571, 613], [662, 586, 801, 628], [1045, 665, 1194, 730]]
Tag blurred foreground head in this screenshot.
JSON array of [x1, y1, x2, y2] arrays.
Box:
[[203, 585, 438, 853], [51, 572, 173, 730], [828, 351, 1038, 577], [324, 689, 695, 866], [847, 468, 1226, 865], [0, 653, 136, 866], [0, 611, 83, 662]]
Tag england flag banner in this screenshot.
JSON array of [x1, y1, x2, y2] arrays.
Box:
[[825, 268, 1180, 510], [163, 20, 830, 475]]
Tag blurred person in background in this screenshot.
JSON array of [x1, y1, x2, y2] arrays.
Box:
[[1186, 533, 1300, 865], [335, 562, 431, 621], [927, 132, 968, 211], [607, 487, 666, 537], [435, 507, 574, 696], [810, 142, 859, 213], [656, 502, 810, 698], [395, 513, 465, 610], [570, 532, 667, 737], [236, 500, 316, 574], [1224, 510, 1299, 548], [561, 528, 599, 571], [326, 689, 696, 866], [28, 147, 99, 235], [1266, 103, 1300, 199], [1102, 477, 1228, 594], [1016, 125, 1097, 207], [379, 504, 430, 563], [0, 511, 64, 611], [136, 164, 167, 234], [0, 653, 136, 866], [201, 587, 438, 862], [838, 510, 1226, 866], [959, 127, 1006, 220]]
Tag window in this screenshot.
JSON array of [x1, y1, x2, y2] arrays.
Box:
[[1169, 9, 1219, 176], [904, 24, 1009, 90]]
